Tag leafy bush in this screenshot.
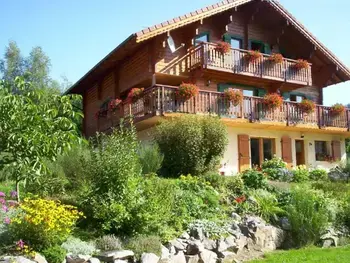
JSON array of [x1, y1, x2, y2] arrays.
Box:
[[41, 245, 67, 263], [292, 166, 309, 182], [241, 169, 267, 189], [138, 144, 163, 175], [87, 125, 142, 235], [286, 185, 338, 246], [188, 219, 229, 240], [203, 173, 244, 195], [278, 168, 294, 182], [9, 198, 83, 250], [125, 235, 162, 259], [262, 158, 287, 181], [309, 169, 328, 181], [155, 115, 228, 177], [61, 237, 96, 256], [95, 234, 122, 252], [250, 189, 284, 222]]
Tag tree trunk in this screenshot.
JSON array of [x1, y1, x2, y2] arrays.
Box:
[[16, 180, 20, 202]]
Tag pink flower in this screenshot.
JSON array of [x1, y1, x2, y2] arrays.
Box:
[[10, 191, 17, 198], [16, 239, 25, 249], [2, 205, 8, 212], [0, 198, 5, 205], [4, 217, 10, 224], [7, 200, 18, 207], [0, 192, 5, 197]]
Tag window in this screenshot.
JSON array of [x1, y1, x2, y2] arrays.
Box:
[[230, 38, 242, 49], [315, 141, 329, 161], [250, 138, 275, 167], [290, 94, 305, 103], [194, 33, 209, 46], [250, 41, 265, 53]]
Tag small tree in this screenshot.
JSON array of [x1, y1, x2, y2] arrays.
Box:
[[0, 77, 83, 200], [154, 115, 228, 177]]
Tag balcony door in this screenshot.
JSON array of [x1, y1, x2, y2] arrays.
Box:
[[250, 137, 275, 168], [295, 140, 305, 166]]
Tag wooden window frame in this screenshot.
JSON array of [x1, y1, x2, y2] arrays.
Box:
[[315, 140, 330, 161], [223, 34, 243, 49], [250, 137, 276, 167], [194, 31, 210, 46]]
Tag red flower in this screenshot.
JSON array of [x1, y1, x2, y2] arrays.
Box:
[[235, 195, 246, 204], [127, 88, 144, 103], [177, 83, 199, 101]]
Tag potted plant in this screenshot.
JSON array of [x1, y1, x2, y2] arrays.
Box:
[[263, 93, 283, 110], [177, 83, 199, 100], [127, 88, 144, 103], [330, 103, 346, 116], [215, 41, 231, 54], [294, 59, 309, 70], [108, 98, 122, 112], [224, 88, 243, 106], [299, 99, 316, 114], [268, 53, 283, 64], [245, 50, 263, 63]]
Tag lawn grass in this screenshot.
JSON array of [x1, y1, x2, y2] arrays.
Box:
[[249, 246, 350, 263]]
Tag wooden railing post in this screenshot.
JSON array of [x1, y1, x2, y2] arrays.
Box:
[[249, 97, 254, 122], [286, 103, 290, 126], [161, 86, 165, 114], [209, 92, 212, 113], [317, 106, 322, 128], [157, 86, 161, 114], [347, 110, 350, 131]]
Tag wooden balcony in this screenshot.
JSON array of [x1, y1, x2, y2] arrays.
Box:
[[110, 85, 350, 133], [188, 42, 312, 86]]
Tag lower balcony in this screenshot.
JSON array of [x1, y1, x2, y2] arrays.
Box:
[[99, 85, 350, 134]]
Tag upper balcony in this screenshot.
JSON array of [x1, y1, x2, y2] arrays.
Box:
[[100, 85, 350, 134], [187, 42, 312, 87]]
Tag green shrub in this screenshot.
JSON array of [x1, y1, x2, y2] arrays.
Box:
[[188, 219, 229, 240], [286, 185, 338, 246], [241, 169, 267, 189], [138, 144, 163, 175], [155, 115, 228, 177], [250, 189, 284, 222], [309, 169, 328, 181], [87, 124, 142, 235], [203, 173, 244, 195], [41, 245, 67, 263], [95, 234, 123, 252], [125, 235, 162, 259], [292, 166, 309, 182], [262, 157, 287, 169], [61, 237, 96, 256]]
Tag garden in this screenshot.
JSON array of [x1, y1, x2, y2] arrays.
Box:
[[1, 78, 350, 263]]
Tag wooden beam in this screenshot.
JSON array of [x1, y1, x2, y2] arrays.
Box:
[[114, 69, 120, 98]]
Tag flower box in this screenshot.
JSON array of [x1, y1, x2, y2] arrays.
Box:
[[299, 99, 316, 114], [330, 103, 346, 116], [268, 53, 284, 64], [127, 88, 144, 103], [177, 83, 199, 101], [215, 41, 231, 54], [263, 93, 283, 109], [294, 59, 309, 70], [224, 88, 243, 106], [245, 50, 263, 63]]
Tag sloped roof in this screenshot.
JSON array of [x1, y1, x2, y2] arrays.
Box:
[[67, 0, 350, 94]]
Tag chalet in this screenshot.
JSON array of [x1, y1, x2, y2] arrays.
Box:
[[67, 0, 350, 174]]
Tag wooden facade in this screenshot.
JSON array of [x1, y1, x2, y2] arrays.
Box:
[[68, 0, 350, 142]]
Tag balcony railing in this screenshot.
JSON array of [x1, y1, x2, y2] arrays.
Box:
[[188, 42, 312, 86], [113, 85, 350, 131]]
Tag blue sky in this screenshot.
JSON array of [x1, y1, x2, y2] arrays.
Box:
[[1, 0, 349, 105]]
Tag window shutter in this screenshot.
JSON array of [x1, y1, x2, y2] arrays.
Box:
[[217, 83, 230, 92], [332, 141, 341, 161], [238, 134, 250, 172], [258, 88, 267, 97], [264, 43, 271, 55], [223, 34, 231, 43], [281, 136, 293, 167], [282, 92, 291, 101]]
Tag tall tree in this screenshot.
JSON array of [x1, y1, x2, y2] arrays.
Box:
[[0, 41, 24, 83]]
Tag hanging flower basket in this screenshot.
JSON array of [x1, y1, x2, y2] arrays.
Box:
[[215, 41, 231, 54], [224, 88, 243, 106], [299, 99, 316, 114], [245, 50, 263, 63], [294, 59, 309, 70], [330, 103, 346, 116], [127, 88, 144, 103], [177, 83, 199, 101], [263, 93, 283, 109], [108, 98, 122, 112], [268, 53, 284, 64]]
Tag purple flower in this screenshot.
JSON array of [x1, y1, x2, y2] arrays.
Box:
[[10, 191, 17, 198], [0, 192, 5, 198], [0, 198, 5, 205], [2, 205, 8, 212], [4, 217, 10, 224], [16, 239, 25, 249]]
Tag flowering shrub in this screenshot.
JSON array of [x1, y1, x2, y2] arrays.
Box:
[[263, 93, 283, 109], [294, 59, 309, 70], [309, 169, 328, 181], [292, 165, 309, 182], [127, 87, 144, 103], [330, 103, 346, 116], [241, 169, 268, 189], [215, 41, 231, 54], [108, 98, 122, 112], [224, 88, 243, 106], [245, 50, 263, 63], [9, 198, 83, 250], [95, 98, 123, 119], [262, 157, 288, 180], [268, 53, 283, 64], [299, 99, 316, 114], [177, 83, 199, 101], [0, 191, 19, 245]]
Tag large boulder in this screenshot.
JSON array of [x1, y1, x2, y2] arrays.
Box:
[[199, 249, 217, 263], [170, 252, 186, 263], [186, 240, 204, 255], [66, 255, 91, 263], [1, 257, 36, 263], [88, 258, 100, 263], [185, 255, 199, 263], [34, 254, 48, 263], [141, 253, 160, 263], [97, 250, 134, 263], [202, 239, 216, 251], [169, 239, 186, 252], [321, 228, 339, 248]]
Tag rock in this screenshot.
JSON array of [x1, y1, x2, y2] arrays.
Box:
[[321, 228, 339, 247], [97, 250, 134, 263], [113, 260, 128, 263], [216, 239, 228, 253], [161, 245, 171, 260], [202, 239, 216, 251], [186, 240, 204, 255], [88, 258, 100, 263], [224, 235, 237, 251], [170, 251, 186, 263], [189, 227, 205, 241], [218, 251, 237, 263], [34, 254, 48, 263], [235, 235, 248, 252], [185, 255, 199, 263], [66, 255, 91, 263], [180, 232, 191, 240], [169, 239, 186, 251], [322, 239, 334, 248], [141, 253, 160, 263], [279, 217, 292, 231], [199, 249, 217, 263], [2, 257, 36, 263], [231, 213, 241, 222]]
